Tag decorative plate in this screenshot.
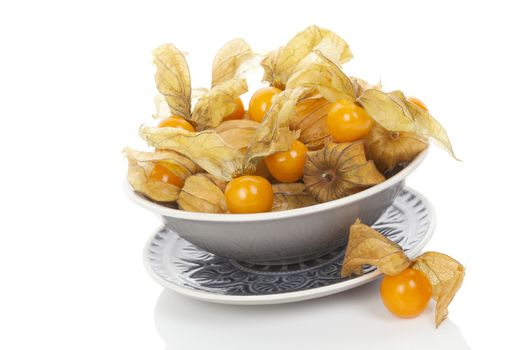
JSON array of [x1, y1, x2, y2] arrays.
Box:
[[143, 187, 435, 305]]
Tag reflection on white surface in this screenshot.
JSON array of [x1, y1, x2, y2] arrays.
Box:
[[154, 280, 471, 350]]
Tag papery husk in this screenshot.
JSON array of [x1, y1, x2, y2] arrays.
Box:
[[124, 147, 198, 202], [341, 219, 411, 277], [211, 38, 253, 87], [403, 93, 457, 159], [412, 252, 465, 327], [152, 95, 171, 119], [191, 79, 248, 130], [290, 97, 333, 150], [365, 124, 428, 173], [177, 173, 227, 213], [303, 142, 385, 202], [358, 89, 456, 158], [357, 89, 414, 132], [349, 76, 382, 98], [139, 126, 244, 181], [153, 44, 192, 119], [340, 220, 465, 328], [261, 26, 352, 89], [215, 119, 260, 151], [244, 87, 311, 170], [271, 183, 318, 211], [287, 51, 356, 102], [253, 159, 272, 179]]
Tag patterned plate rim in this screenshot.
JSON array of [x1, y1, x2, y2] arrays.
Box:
[[142, 187, 436, 305]]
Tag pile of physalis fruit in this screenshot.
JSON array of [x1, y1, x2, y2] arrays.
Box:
[[125, 26, 464, 327]]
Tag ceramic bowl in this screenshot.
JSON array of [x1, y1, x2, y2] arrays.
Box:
[[126, 149, 428, 264]]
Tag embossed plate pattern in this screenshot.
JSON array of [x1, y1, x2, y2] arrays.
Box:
[[144, 187, 435, 305]]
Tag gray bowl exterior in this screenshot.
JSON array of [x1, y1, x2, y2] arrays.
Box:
[[160, 180, 405, 264]]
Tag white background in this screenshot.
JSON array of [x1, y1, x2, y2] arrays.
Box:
[[1, 0, 523, 349]]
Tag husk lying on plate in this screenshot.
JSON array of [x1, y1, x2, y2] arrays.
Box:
[[341, 220, 465, 327]]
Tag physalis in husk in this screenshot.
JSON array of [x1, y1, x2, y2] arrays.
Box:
[[125, 25, 457, 214], [341, 220, 465, 327], [303, 142, 385, 202]]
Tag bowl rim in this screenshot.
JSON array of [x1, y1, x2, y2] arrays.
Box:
[[125, 148, 428, 222]]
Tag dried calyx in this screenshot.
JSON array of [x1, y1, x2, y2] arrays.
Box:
[[261, 25, 352, 89], [365, 124, 428, 173], [177, 173, 227, 213], [290, 97, 333, 150], [124, 147, 198, 202], [303, 142, 385, 202], [271, 183, 317, 211]]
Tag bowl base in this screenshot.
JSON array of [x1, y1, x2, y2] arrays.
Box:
[[233, 244, 347, 270]]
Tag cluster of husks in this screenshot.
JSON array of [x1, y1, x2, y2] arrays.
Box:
[[125, 25, 454, 213]]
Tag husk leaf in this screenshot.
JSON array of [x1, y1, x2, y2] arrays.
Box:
[[357, 88, 415, 132], [139, 126, 244, 181], [215, 119, 260, 150], [303, 142, 385, 202], [341, 219, 411, 277], [358, 89, 456, 158], [191, 79, 248, 130], [261, 25, 352, 89], [291, 97, 333, 150], [365, 124, 428, 173], [244, 87, 310, 169], [260, 48, 282, 87], [271, 183, 318, 211], [403, 95, 457, 159], [177, 173, 227, 213], [152, 95, 171, 119], [124, 147, 198, 202], [211, 38, 253, 87], [412, 252, 465, 327], [349, 76, 382, 98], [153, 44, 192, 119], [287, 51, 356, 102]]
